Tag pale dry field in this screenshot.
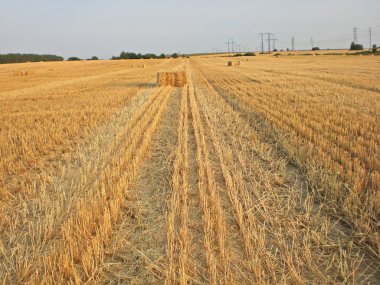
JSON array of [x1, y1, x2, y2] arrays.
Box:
[[0, 55, 379, 284]]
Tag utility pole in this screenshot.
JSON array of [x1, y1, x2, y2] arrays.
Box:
[[353, 27, 358, 44], [291, 37, 295, 51], [369, 27, 372, 48]]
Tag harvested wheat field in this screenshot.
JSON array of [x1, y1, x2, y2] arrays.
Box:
[[0, 55, 380, 284]]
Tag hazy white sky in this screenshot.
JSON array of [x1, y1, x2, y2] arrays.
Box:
[[0, 0, 379, 59]]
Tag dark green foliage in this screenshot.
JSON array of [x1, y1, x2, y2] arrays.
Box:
[[171, 53, 179, 58], [347, 50, 380, 56], [88, 56, 98, 60], [373, 44, 378, 53], [350, 42, 364, 50], [0, 53, 63, 64], [112, 51, 166, 60], [67, 57, 81, 61], [233, 52, 257, 57], [312, 47, 320, 51]]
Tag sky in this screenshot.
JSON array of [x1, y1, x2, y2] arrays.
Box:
[[0, 0, 379, 59]]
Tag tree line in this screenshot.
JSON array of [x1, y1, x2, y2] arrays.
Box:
[[0, 53, 64, 64], [111, 51, 179, 60]]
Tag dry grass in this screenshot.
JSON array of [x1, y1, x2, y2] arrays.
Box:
[[1, 56, 379, 284]]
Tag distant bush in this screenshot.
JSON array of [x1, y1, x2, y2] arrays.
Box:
[[0, 53, 63, 64], [233, 53, 243, 57], [373, 44, 378, 53], [273, 53, 281, 56], [171, 53, 179, 58], [88, 56, 98, 60], [350, 42, 364, 50], [67, 57, 81, 61], [312, 47, 320, 51]]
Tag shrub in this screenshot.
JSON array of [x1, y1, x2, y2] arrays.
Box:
[[244, 52, 256, 56], [312, 47, 320, 51]]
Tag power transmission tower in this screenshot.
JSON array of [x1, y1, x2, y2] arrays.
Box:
[[266, 33, 271, 52], [225, 38, 231, 53], [311, 37, 314, 49], [369, 27, 372, 48], [271, 34, 278, 51], [259, 33, 265, 53], [353, 27, 358, 44], [291, 37, 295, 51]]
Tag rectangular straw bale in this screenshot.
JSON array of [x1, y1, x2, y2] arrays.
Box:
[[157, 71, 187, 87]]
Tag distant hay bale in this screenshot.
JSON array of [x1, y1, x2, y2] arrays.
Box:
[[157, 70, 187, 87], [228, 61, 240, 67], [13, 70, 31, 76]]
